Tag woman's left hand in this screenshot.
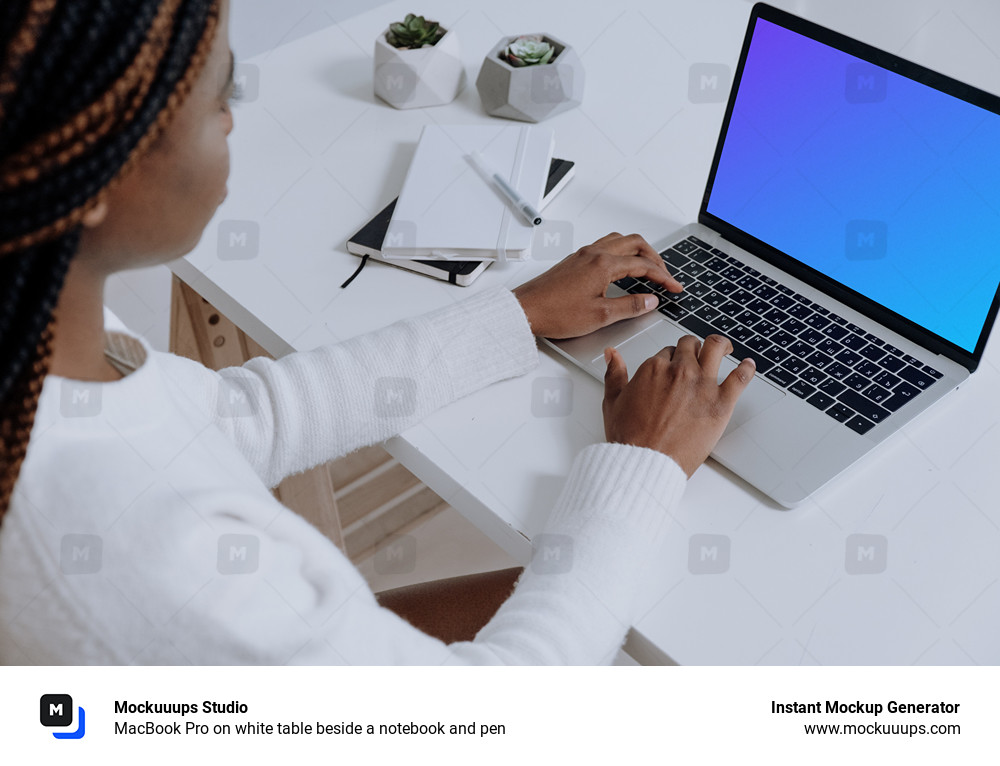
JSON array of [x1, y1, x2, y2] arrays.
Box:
[[512, 232, 683, 339]]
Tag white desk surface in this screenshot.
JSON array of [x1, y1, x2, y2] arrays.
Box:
[[176, 0, 1000, 664]]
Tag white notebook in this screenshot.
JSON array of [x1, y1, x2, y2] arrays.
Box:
[[382, 124, 555, 262]]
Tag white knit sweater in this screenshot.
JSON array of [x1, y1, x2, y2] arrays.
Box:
[[0, 287, 685, 664]]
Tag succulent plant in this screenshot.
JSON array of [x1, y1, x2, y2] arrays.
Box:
[[386, 13, 446, 49], [502, 35, 556, 67]]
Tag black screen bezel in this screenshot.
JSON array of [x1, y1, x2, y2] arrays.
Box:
[[699, 2, 1000, 372]]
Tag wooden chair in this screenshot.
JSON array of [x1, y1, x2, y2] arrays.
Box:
[[169, 277, 521, 641]]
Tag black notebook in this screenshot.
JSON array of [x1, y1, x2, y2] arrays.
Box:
[[344, 158, 575, 287]]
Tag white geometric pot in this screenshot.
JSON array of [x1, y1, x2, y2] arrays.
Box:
[[475, 33, 585, 122], [373, 27, 465, 109]]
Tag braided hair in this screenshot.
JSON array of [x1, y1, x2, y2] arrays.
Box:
[[0, 0, 221, 518]]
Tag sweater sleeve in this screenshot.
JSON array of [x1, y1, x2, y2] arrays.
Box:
[[162, 442, 686, 665], [166, 287, 538, 487]]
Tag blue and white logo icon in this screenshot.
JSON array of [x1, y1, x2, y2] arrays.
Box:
[[40, 694, 86, 739]]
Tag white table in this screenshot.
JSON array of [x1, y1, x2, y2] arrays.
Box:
[[175, 0, 1000, 664]]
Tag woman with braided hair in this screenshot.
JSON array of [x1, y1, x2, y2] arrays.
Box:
[[0, 0, 752, 664]]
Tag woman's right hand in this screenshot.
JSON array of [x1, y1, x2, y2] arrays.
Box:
[[602, 334, 756, 478]]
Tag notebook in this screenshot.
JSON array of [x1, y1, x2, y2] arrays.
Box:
[[382, 124, 555, 262], [345, 159, 575, 287], [544, 2, 1000, 508]]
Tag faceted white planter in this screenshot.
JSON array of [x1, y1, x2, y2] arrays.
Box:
[[475, 34, 584, 122], [373, 27, 465, 109]]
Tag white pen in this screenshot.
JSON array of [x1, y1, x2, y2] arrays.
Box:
[[467, 151, 543, 226]]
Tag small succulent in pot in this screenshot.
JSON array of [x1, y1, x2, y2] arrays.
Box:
[[386, 13, 446, 49], [502, 35, 556, 67]]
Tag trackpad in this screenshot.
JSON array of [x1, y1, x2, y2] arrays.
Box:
[[613, 327, 783, 431]]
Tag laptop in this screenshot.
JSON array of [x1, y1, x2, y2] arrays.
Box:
[[544, 2, 1000, 508]]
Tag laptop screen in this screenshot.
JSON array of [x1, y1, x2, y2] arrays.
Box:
[[703, 14, 1000, 357]]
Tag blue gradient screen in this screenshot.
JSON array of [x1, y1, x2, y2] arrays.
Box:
[[706, 18, 1000, 353]]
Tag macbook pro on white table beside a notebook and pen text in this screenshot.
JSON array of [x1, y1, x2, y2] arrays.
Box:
[[545, 3, 1000, 507]]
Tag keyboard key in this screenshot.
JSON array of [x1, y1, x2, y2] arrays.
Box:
[[883, 392, 916, 413], [807, 391, 836, 411], [787, 304, 812, 320], [719, 301, 742, 317], [902, 354, 922, 367], [661, 250, 690, 270], [614, 276, 638, 290], [710, 248, 727, 257], [841, 333, 867, 350], [685, 262, 708, 278], [747, 298, 772, 315], [813, 304, 830, 317], [815, 338, 843, 357], [658, 302, 685, 321], [715, 280, 739, 295], [863, 332, 884, 346], [735, 310, 759, 327], [762, 345, 791, 365], [801, 328, 825, 345], [715, 315, 738, 333], [829, 314, 848, 326], [805, 314, 831, 330], [922, 364, 943, 380], [788, 341, 812, 358], [782, 357, 809, 375], [676, 313, 772, 373], [688, 236, 711, 249], [834, 349, 862, 367], [823, 324, 849, 340], [755, 320, 780, 338], [766, 366, 796, 387], [880, 355, 906, 373], [800, 367, 826, 386], [689, 248, 713, 264], [702, 291, 726, 308], [752, 284, 778, 301], [806, 351, 834, 370], [789, 379, 816, 399], [819, 378, 846, 397], [736, 274, 761, 290], [862, 384, 891, 404], [827, 362, 852, 380], [705, 257, 728, 272], [838, 389, 890, 423], [781, 317, 808, 335], [883, 344, 904, 358], [762, 308, 789, 324], [776, 284, 794, 295], [674, 240, 697, 254], [695, 305, 721, 324], [899, 365, 935, 389], [686, 282, 712, 298], [846, 322, 866, 336], [771, 331, 797, 348], [844, 373, 869, 391], [827, 403, 853, 422], [721, 266, 743, 281], [731, 324, 755, 343], [859, 344, 887, 363], [873, 370, 901, 389], [700, 271, 722, 287], [845, 415, 875, 435], [855, 360, 881, 378], [746, 335, 772, 353], [731, 288, 755, 304], [771, 294, 796, 310]]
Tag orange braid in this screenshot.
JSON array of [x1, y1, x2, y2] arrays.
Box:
[[0, 5, 220, 258], [0, 320, 53, 517], [0, 0, 58, 120], [0, 0, 185, 187]]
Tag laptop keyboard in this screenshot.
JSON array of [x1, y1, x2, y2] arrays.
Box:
[[613, 235, 942, 435]]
